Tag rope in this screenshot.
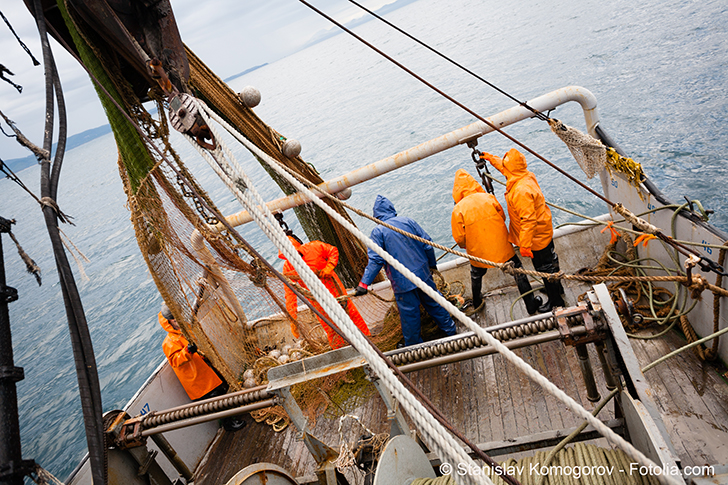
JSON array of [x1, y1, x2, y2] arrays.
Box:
[[0, 10, 41, 66], [195, 100, 502, 485], [201, 100, 682, 485]]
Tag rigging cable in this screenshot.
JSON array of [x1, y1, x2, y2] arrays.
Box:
[[28, 0, 107, 483], [0, 10, 41, 66], [344, 0, 549, 121], [296, 0, 725, 275], [199, 99, 680, 485]]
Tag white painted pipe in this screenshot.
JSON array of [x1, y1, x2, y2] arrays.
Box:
[[213, 85, 599, 229], [189, 86, 600, 305]]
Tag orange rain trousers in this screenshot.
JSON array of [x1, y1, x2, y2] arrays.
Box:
[[282, 240, 370, 349]]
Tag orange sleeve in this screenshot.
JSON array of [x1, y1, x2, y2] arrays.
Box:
[[167, 346, 192, 368], [319, 243, 339, 276], [482, 152, 505, 175], [451, 207, 466, 248]]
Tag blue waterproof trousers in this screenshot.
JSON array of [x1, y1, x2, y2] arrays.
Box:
[[395, 279, 457, 346]]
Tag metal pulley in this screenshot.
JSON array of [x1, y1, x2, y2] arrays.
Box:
[[168, 93, 217, 150]]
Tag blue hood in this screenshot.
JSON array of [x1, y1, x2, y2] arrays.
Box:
[[373, 195, 397, 221]]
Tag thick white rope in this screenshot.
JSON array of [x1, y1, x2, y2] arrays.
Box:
[[194, 99, 681, 485], [187, 103, 486, 485]]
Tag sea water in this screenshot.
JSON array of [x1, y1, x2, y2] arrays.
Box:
[[1, 0, 727, 479]]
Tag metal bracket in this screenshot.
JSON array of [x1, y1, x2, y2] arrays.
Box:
[[0, 459, 36, 481], [0, 365, 24, 383], [1, 285, 18, 303], [117, 414, 147, 449], [555, 303, 604, 346]]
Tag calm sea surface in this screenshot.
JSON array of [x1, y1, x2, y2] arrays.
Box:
[[1, 0, 727, 479]]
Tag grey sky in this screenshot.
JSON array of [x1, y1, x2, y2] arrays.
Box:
[[0, 0, 392, 160]]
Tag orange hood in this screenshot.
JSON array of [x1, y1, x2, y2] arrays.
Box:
[[501, 149, 530, 190], [159, 312, 178, 334], [452, 169, 485, 204]]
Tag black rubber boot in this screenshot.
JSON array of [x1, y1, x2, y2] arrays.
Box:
[[538, 280, 565, 313], [524, 294, 544, 315]]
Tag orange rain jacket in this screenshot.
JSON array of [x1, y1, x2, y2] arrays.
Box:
[[483, 148, 554, 252], [280, 240, 370, 349], [159, 313, 222, 400], [451, 169, 515, 268]]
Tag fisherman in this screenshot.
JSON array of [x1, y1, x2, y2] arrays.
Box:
[[450, 169, 543, 314], [483, 148, 566, 312], [159, 303, 245, 431], [280, 235, 371, 349], [355, 195, 457, 346]]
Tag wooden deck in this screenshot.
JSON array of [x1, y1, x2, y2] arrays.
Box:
[[194, 280, 728, 484]]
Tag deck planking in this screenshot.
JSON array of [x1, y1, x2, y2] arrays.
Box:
[[194, 279, 728, 483]]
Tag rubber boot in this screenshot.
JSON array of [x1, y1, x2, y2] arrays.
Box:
[[538, 280, 566, 313], [524, 293, 543, 315], [514, 271, 542, 315], [471, 273, 483, 310]]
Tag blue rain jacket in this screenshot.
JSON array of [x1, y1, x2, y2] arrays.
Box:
[[360, 195, 437, 294]]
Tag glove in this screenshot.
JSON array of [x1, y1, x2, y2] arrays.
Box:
[[354, 283, 368, 296], [187, 342, 197, 354], [520, 247, 534, 259]]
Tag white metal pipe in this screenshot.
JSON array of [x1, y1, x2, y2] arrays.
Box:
[[213, 85, 599, 229], [188, 86, 599, 312]]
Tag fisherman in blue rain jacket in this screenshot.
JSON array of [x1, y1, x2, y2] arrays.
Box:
[[355, 195, 457, 346]]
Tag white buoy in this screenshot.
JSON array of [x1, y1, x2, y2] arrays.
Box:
[[239, 86, 261, 108], [278, 354, 290, 365], [243, 377, 257, 389], [269, 349, 282, 359], [282, 139, 302, 158], [243, 369, 255, 380]]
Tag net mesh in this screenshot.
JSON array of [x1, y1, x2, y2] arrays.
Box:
[[548, 118, 606, 179]]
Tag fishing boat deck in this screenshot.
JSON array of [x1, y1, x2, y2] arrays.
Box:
[[193, 280, 728, 485]]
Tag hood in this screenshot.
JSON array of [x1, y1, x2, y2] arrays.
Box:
[[278, 235, 303, 260], [159, 312, 178, 334], [373, 195, 397, 221], [452, 169, 485, 203], [501, 148, 529, 181]]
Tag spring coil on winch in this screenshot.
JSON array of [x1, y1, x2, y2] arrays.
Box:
[[142, 388, 272, 428], [388, 314, 584, 366]]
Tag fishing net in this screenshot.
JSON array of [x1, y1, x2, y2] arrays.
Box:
[[58, 2, 397, 426], [548, 118, 606, 179]]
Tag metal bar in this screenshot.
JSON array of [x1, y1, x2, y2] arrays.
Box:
[[576, 344, 601, 402], [149, 434, 193, 481], [397, 327, 586, 374], [213, 86, 600, 229], [0, 229, 27, 485], [140, 399, 275, 437]]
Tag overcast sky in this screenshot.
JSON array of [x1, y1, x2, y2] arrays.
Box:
[[0, 0, 392, 160]]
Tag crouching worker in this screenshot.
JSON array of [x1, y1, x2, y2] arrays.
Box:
[[280, 235, 371, 349], [450, 169, 542, 314], [355, 195, 457, 347], [159, 303, 245, 431]]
